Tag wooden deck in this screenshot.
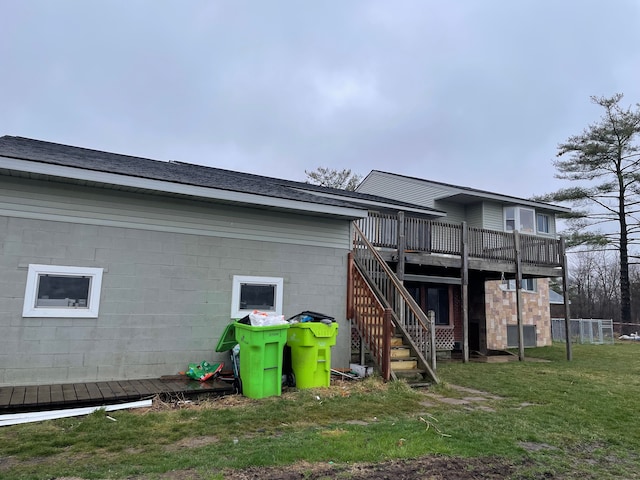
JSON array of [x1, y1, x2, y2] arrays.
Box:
[[0, 377, 233, 413]]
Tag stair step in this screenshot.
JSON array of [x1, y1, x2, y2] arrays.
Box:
[[390, 347, 412, 359], [390, 337, 404, 347], [390, 359, 417, 370], [393, 368, 427, 381]]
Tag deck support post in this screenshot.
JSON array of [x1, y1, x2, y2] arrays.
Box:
[[514, 230, 525, 361], [428, 309, 437, 371], [461, 222, 470, 362], [560, 238, 573, 361]]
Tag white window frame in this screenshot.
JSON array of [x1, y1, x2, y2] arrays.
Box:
[[504, 278, 537, 292], [504, 206, 536, 234], [537, 213, 550, 234], [22, 264, 104, 318], [231, 275, 284, 319]]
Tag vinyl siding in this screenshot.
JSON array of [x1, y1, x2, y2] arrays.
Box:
[[0, 177, 351, 249], [358, 172, 457, 209], [483, 202, 505, 230], [464, 203, 483, 229]]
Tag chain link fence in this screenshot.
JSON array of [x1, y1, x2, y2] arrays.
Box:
[[551, 318, 614, 345]]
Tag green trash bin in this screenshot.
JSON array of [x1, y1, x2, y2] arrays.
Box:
[[234, 322, 290, 399], [287, 322, 339, 389]]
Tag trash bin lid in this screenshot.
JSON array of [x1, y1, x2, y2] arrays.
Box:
[[215, 322, 238, 352]]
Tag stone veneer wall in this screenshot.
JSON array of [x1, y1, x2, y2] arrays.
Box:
[[484, 278, 551, 349]]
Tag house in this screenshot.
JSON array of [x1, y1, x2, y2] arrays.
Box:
[[355, 170, 571, 357], [0, 136, 442, 387], [0, 136, 571, 388]]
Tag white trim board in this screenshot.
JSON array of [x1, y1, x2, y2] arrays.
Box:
[[0, 399, 152, 427]]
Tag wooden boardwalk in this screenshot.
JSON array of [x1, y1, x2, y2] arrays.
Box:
[[0, 377, 233, 413]]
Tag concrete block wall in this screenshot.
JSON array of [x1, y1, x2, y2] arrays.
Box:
[[484, 278, 551, 349], [0, 216, 350, 386]]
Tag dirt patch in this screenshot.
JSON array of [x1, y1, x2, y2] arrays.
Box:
[[215, 456, 517, 479], [137, 456, 518, 479], [165, 435, 220, 452]]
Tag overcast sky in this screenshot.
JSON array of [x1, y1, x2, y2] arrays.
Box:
[[2, 1, 639, 199]]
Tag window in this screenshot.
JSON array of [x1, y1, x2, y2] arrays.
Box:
[[505, 278, 537, 292], [537, 213, 550, 234], [426, 287, 450, 325], [231, 275, 283, 319], [22, 264, 103, 318], [407, 283, 450, 325], [504, 206, 535, 233]]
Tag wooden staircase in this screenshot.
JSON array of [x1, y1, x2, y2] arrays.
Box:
[[349, 224, 438, 384]]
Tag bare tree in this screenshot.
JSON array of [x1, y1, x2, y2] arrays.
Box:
[[305, 167, 362, 191], [568, 249, 619, 320]]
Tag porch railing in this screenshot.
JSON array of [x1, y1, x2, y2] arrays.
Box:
[[351, 223, 438, 383], [359, 212, 562, 266]]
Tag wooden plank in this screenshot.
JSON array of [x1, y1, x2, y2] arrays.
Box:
[[23, 386, 38, 406], [107, 381, 128, 398], [120, 380, 140, 397], [50, 384, 64, 404], [160, 380, 185, 393], [37, 385, 51, 404], [85, 383, 103, 401], [62, 383, 77, 403], [74, 383, 91, 401], [131, 380, 154, 397], [95, 382, 117, 401], [9, 387, 26, 406], [148, 378, 172, 393], [139, 379, 161, 396], [0, 387, 13, 408]]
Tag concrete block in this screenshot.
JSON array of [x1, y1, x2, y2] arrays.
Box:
[[68, 366, 98, 383], [53, 353, 84, 367]]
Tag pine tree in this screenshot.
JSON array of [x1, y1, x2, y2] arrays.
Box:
[[542, 94, 640, 323]]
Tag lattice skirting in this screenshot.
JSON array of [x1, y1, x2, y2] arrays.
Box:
[[435, 327, 455, 350]]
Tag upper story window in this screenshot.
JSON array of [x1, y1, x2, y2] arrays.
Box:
[[537, 213, 550, 234], [231, 275, 283, 319], [22, 264, 104, 318], [504, 206, 535, 234]]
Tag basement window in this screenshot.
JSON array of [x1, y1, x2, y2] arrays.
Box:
[[504, 278, 537, 292], [22, 264, 104, 318], [231, 275, 283, 319]]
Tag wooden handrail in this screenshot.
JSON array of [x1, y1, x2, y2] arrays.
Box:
[[358, 213, 563, 267], [352, 223, 438, 383]]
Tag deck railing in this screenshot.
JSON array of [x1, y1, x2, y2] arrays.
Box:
[[351, 223, 439, 383], [359, 212, 562, 266]]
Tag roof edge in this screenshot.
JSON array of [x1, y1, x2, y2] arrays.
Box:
[[0, 156, 369, 220]]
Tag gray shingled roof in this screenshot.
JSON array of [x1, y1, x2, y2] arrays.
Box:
[[0, 136, 442, 215]]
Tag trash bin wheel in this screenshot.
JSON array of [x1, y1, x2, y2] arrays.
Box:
[[233, 378, 243, 395], [286, 371, 296, 388]]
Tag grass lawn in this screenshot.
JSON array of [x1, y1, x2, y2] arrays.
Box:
[[1, 342, 639, 479]]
